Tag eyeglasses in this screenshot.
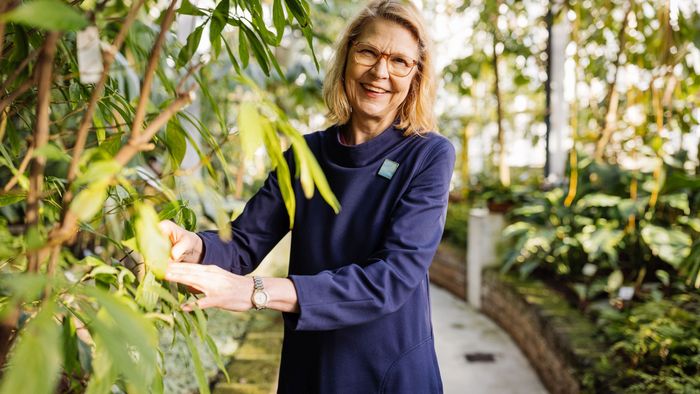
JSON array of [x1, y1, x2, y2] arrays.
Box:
[[350, 41, 418, 77]]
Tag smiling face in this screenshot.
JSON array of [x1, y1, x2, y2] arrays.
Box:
[[343, 18, 420, 126]]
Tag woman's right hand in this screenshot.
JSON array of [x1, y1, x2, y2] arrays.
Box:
[[158, 220, 204, 264]]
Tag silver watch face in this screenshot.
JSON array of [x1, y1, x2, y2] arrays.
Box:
[[253, 291, 268, 306]]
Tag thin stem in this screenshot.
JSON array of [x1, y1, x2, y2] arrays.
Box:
[[0, 79, 34, 115], [65, 0, 145, 185], [130, 0, 178, 140], [115, 90, 195, 166], [26, 31, 60, 273], [0, 49, 40, 94], [2, 146, 33, 192]]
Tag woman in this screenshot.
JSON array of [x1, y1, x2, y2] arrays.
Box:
[[161, 1, 455, 392]]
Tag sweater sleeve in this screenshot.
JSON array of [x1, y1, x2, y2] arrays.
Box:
[[287, 139, 456, 331], [197, 167, 290, 275]]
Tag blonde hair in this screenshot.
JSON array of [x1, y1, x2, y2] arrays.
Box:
[[322, 0, 436, 136]]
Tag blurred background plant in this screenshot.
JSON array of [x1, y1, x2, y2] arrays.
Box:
[[436, 0, 699, 391]]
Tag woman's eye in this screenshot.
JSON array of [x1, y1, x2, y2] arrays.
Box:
[[392, 57, 410, 66], [360, 49, 376, 56]]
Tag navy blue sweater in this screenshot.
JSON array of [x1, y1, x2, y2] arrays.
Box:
[[198, 124, 455, 393]]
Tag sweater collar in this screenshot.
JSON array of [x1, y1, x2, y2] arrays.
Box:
[[324, 123, 407, 168]]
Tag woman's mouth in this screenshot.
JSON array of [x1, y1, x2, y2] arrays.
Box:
[[361, 83, 390, 96]]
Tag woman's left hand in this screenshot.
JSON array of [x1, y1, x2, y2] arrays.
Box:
[[165, 263, 254, 312]]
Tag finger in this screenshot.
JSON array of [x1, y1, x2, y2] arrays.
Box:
[[158, 220, 180, 243], [170, 241, 190, 261], [164, 263, 210, 289], [182, 297, 216, 312]]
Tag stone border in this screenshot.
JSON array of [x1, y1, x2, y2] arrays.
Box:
[[479, 270, 604, 394], [429, 242, 467, 300]]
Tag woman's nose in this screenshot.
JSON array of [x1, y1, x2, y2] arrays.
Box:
[[369, 57, 390, 78]]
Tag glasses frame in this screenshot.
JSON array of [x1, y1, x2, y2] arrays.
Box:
[[350, 41, 419, 77]]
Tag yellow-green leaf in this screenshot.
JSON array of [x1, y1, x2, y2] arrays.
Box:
[[75, 160, 121, 187], [237, 102, 264, 160], [135, 203, 171, 279], [1, 0, 88, 32], [82, 287, 158, 393], [70, 180, 109, 221], [0, 301, 62, 394], [262, 120, 295, 228], [136, 271, 160, 312]]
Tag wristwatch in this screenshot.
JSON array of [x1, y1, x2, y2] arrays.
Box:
[[251, 276, 269, 310]]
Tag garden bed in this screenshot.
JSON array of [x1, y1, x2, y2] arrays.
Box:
[[480, 270, 605, 394], [479, 269, 700, 393]]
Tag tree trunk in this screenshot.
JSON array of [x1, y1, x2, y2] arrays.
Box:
[[461, 122, 470, 199], [492, 40, 510, 187], [594, 1, 632, 162]]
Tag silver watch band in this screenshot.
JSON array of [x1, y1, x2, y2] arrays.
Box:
[[253, 276, 264, 290]]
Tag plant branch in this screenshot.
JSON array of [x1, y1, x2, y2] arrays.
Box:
[[65, 0, 145, 186], [115, 90, 195, 166], [594, 1, 632, 162], [46, 89, 194, 250], [176, 62, 204, 94], [26, 31, 60, 273], [2, 146, 33, 192], [130, 0, 178, 140], [0, 78, 34, 115], [0, 49, 40, 94]]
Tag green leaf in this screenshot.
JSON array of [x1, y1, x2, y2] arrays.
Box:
[[261, 122, 295, 228], [135, 203, 171, 279], [0, 301, 62, 394], [238, 27, 250, 68], [0, 191, 26, 207], [641, 224, 692, 268], [279, 123, 339, 213], [655, 269, 670, 287], [70, 180, 109, 221], [75, 160, 121, 187], [576, 227, 625, 264], [176, 0, 205, 16], [180, 206, 197, 232], [222, 34, 242, 75], [681, 240, 700, 288], [85, 339, 117, 394], [1, 0, 88, 31], [158, 200, 182, 221], [32, 142, 71, 162], [273, 0, 286, 44], [135, 271, 160, 312], [164, 122, 186, 169], [209, 0, 229, 59], [81, 287, 158, 393], [678, 216, 700, 233], [575, 193, 621, 209], [301, 26, 319, 71], [62, 316, 81, 376], [284, 0, 309, 27], [237, 102, 265, 160], [177, 24, 204, 68], [241, 24, 270, 75], [606, 270, 624, 293], [0, 274, 47, 319], [659, 193, 690, 214], [176, 313, 210, 394]]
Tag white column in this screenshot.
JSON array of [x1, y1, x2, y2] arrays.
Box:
[[547, 18, 570, 183], [467, 208, 505, 309]]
